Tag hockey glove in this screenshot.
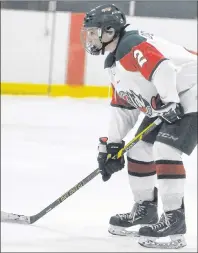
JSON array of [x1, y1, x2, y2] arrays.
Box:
[[151, 95, 184, 124], [97, 137, 125, 182]]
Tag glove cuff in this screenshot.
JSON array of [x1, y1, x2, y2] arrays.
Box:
[[98, 137, 108, 153], [107, 140, 125, 155], [99, 137, 108, 144]]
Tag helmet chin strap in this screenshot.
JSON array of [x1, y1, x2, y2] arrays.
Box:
[[101, 37, 116, 55], [98, 31, 118, 55], [98, 24, 129, 55]]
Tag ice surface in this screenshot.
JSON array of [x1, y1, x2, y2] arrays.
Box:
[[1, 96, 197, 252]]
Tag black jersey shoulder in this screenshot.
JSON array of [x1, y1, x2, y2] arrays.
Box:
[[115, 30, 146, 61], [104, 52, 116, 69]]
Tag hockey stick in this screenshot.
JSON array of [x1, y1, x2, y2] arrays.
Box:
[[1, 117, 162, 225]]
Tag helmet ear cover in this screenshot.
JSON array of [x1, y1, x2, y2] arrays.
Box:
[[104, 26, 115, 35]]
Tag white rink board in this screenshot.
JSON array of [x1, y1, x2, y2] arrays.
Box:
[[1, 96, 197, 252], [1, 9, 197, 85]]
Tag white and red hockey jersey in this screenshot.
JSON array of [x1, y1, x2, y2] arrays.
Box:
[[104, 28, 197, 143]]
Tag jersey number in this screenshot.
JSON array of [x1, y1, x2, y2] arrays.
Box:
[[133, 50, 147, 67]]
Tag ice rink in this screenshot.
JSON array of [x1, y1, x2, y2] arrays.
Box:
[[1, 95, 197, 252]]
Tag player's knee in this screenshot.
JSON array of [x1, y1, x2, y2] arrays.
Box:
[[153, 141, 186, 180], [127, 141, 155, 177]]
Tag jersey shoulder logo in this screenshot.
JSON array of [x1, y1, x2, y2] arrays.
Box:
[[138, 30, 154, 40]]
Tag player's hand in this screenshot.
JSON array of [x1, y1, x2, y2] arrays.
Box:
[[151, 95, 184, 124], [97, 137, 125, 182]]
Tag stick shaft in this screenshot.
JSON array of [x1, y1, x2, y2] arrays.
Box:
[[30, 168, 100, 223]]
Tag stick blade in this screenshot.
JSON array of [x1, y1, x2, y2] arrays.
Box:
[[1, 211, 31, 224]]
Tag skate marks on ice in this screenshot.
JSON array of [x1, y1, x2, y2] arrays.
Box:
[[1, 220, 138, 252], [1, 220, 197, 252]]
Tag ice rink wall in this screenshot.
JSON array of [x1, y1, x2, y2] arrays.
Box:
[[1, 1, 197, 98]]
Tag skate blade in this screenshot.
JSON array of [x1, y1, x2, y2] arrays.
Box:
[[138, 234, 187, 249], [108, 225, 140, 237]]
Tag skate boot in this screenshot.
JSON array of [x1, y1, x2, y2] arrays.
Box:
[[108, 187, 158, 237], [138, 202, 187, 249]]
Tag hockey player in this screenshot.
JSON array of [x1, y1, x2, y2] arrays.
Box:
[[81, 4, 197, 249]]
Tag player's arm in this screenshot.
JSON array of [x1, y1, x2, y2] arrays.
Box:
[[108, 105, 140, 143], [118, 34, 180, 103], [118, 34, 183, 123], [149, 56, 180, 104], [97, 88, 140, 182], [108, 87, 140, 143], [135, 43, 184, 123]]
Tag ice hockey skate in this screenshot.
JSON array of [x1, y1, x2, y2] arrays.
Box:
[[108, 187, 158, 237], [138, 204, 187, 249]]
